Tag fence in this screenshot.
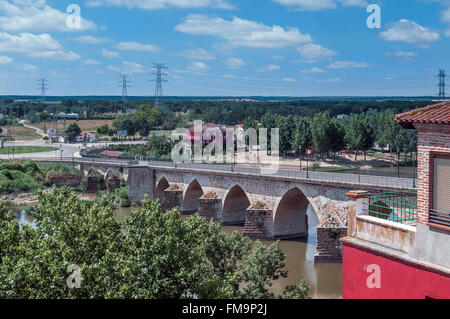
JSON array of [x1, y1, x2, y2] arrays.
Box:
[[139, 159, 417, 189], [363, 191, 418, 225]]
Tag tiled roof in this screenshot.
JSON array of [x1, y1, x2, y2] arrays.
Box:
[[396, 102, 450, 128]]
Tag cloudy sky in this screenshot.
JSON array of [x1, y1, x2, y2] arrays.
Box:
[[0, 0, 449, 96]]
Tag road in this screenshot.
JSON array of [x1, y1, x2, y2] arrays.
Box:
[[0, 122, 145, 160]]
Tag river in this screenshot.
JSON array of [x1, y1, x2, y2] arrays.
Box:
[[13, 204, 343, 299]]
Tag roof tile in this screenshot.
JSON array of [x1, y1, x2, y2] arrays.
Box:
[[396, 102, 450, 128]]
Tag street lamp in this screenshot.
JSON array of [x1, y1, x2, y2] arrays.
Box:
[[397, 146, 400, 178], [299, 144, 302, 171]]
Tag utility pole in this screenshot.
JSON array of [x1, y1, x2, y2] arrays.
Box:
[[118, 74, 131, 103], [438, 69, 446, 101], [151, 63, 168, 108], [37, 78, 48, 104]]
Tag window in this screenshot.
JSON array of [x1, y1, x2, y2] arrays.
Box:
[[431, 155, 450, 227]]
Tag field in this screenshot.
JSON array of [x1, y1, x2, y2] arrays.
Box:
[[2, 126, 42, 141], [35, 120, 113, 133], [0, 146, 57, 155]]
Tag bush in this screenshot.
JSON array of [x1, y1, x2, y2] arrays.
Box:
[[0, 169, 40, 193]]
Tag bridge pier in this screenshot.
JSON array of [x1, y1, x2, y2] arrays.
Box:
[[162, 186, 183, 212], [129, 167, 155, 202], [314, 226, 347, 263], [198, 194, 222, 222], [243, 208, 273, 240]]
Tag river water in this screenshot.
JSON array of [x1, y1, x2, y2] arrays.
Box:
[[13, 204, 342, 299]]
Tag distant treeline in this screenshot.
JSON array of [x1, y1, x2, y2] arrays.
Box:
[[0, 98, 433, 126]]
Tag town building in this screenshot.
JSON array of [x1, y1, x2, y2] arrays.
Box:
[[342, 102, 450, 299], [75, 132, 97, 143]]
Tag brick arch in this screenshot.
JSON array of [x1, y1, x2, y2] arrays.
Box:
[[183, 179, 204, 213], [272, 187, 310, 239], [222, 184, 251, 225], [155, 177, 170, 201]]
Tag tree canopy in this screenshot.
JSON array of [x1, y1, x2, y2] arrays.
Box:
[[0, 188, 310, 299]]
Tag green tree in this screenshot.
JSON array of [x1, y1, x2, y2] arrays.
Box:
[[292, 116, 312, 154], [310, 112, 345, 158], [344, 114, 375, 161], [65, 122, 81, 142], [0, 188, 310, 299]]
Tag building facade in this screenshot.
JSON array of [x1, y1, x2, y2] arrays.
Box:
[[342, 102, 450, 299]]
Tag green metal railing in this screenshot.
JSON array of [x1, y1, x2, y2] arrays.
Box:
[[364, 191, 418, 225]]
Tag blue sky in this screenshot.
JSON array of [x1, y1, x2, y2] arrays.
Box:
[[0, 0, 449, 96]]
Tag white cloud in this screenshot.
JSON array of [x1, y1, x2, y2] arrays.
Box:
[[272, 0, 366, 11], [297, 43, 337, 63], [224, 57, 246, 69], [86, 0, 234, 10], [75, 35, 108, 44], [270, 55, 284, 60], [301, 67, 327, 74], [187, 61, 209, 72], [14, 62, 38, 72], [179, 48, 215, 60], [0, 32, 81, 61], [256, 64, 280, 72], [282, 77, 296, 82], [114, 41, 160, 52], [0, 0, 96, 32], [442, 7, 450, 23], [175, 14, 312, 48], [380, 19, 440, 45], [84, 58, 101, 65], [108, 61, 148, 74], [327, 60, 369, 69], [0, 54, 12, 64], [102, 49, 120, 58], [385, 50, 418, 61], [0, 55, 39, 72]]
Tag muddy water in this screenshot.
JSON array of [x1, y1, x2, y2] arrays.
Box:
[[15, 204, 342, 299]]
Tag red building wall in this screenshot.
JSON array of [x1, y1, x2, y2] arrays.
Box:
[[415, 123, 450, 225], [343, 244, 450, 299]]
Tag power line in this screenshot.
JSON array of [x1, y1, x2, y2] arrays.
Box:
[[37, 78, 48, 104], [438, 69, 446, 100], [118, 74, 131, 102], [151, 63, 168, 107]]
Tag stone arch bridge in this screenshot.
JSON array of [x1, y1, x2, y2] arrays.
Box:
[[26, 158, 415, 262], [128, 163, 415, 262]]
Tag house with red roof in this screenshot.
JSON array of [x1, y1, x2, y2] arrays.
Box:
[[341, 102, 450, 299]]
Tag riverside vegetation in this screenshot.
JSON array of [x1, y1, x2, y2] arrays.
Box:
[[0, 188, 310, 299]]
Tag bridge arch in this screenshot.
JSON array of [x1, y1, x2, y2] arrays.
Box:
[[155, 177, 170, 201], [222, 184, 250, 225], [183, 179, 204, 213], [273, 187, 311, 239]]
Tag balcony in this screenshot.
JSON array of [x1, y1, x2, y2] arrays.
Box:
[[363, 191, 418, 226]]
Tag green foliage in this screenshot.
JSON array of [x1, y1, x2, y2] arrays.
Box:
[[0, 160, 82, 194], [0, 189, 310, 299], [292, 116, 312, 154], [310, 112, 345, 156], [0, 169, 40, 193], [344, 114, 375, 160], [65, 122, 81, 142]]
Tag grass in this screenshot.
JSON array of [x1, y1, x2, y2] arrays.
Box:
[[3, 126, 42, 141], [35, 120, 113, 133], [0, 146, 58, 155]]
